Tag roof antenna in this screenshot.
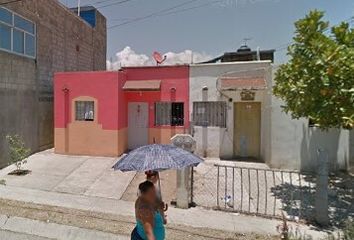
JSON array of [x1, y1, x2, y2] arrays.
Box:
[[242, 37, 252, 47], [153, 51, 167, 66]]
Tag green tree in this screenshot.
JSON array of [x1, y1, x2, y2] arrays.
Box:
[[6, 135, 31, 171], [274, 10, 354, 130]]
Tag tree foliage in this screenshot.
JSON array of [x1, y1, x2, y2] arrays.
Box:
[[274, 10, 354, 129], [6, 135, 31, 171]]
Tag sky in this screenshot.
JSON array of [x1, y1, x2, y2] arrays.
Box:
[[60, 0, 354, 67]]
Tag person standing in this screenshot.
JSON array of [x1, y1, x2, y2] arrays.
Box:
[[131, 181, 165, 240], [145, 171, 168, 223]]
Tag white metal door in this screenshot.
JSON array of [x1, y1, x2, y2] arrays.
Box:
[[128, 102, 148, 149]]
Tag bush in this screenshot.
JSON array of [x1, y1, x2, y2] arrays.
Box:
[[6, 135, 31, 171]]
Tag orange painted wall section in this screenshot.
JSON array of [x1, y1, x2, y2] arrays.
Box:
[[54, 65, 189, 157]]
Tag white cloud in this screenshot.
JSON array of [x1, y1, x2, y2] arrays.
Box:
[[107, 47, 212, 70]]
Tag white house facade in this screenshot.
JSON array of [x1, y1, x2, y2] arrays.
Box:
[[189, 62, 352, 172]]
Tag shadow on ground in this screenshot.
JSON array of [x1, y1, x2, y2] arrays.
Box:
[[271, 172, 354, 229]]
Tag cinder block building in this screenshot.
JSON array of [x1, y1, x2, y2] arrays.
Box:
[[0, 0, 106, 168]]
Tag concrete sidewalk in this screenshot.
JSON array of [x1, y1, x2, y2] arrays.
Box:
[[0, 149, 135, 200], [0, 214, 129, 240], [0, 149, 329, 239], [0, 185, 327, 239]]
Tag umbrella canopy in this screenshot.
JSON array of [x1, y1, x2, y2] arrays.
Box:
[[113, 144, 203, 172]]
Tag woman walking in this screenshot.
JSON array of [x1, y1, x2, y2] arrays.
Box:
[[145, 170, 168, 222], [131, 181, 165, 240]]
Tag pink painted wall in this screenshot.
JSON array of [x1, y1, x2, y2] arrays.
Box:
[[54, 65, 190, 132], [122, 65, 190, 128], [54, 71, 125, 130]]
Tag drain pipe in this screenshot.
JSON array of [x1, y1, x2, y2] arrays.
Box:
[[202, 86, 208, 158]]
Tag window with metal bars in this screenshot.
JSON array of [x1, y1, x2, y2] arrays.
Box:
[[75, 101, 94, 121], [193, 101, 227, 127], [155, 102, 184, 126]]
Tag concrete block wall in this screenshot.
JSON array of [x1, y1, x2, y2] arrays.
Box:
[[0, 0, 107, 168]]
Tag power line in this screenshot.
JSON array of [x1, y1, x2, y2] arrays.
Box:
[[108, 0, 200, 29], [0, 0, 22, 6], [110, 0, 222, 23], [80, 0, 114, 4], [156, 0, 221, 17], [90, 0, 115, 4], [76, 0, 133, 9], [95, 0, 134, 9]]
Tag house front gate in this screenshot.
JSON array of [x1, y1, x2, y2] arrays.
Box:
[[190, 163, 317, 221]]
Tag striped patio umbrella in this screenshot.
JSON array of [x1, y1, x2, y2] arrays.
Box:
[[113, 144, 203, 172]]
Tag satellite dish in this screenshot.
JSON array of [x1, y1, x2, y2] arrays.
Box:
[[153, 51, 167, 66]]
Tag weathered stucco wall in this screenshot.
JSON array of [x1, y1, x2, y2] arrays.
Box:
[[269, 66, 351, 172], [0, 0, 106, 168], [269, 95, 351, 172], [190, 62, 351, 172], [190, 61, 272, 162]]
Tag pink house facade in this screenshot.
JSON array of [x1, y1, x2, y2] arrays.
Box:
[[54, 65, 189, 157]]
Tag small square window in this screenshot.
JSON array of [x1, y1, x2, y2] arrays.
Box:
[[13, 29, 24, 54], [75, 101, 94, 121], [0, 23, 11, 50]]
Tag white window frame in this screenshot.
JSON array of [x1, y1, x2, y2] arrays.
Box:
[[75, 101, 95, 121], [0, 7, 36, 59]]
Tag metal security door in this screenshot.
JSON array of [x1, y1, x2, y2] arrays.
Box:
[[234, 102, 261, 159], [128, 102, 148, 149]]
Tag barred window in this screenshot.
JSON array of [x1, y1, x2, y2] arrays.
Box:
[[155, 102, 184, 126], [75, 101, 94, 121], [0, 7, 36, 58], [193, 101, 227, 127]]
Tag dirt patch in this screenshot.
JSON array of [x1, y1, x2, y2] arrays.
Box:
[[0, 198, 277, 240]]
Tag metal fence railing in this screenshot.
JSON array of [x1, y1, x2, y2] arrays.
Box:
[[191, 163, 315, 221], [191, 162, 354, 225]]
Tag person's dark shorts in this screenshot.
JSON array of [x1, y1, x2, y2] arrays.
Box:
[[131, 227, 144, 240]]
